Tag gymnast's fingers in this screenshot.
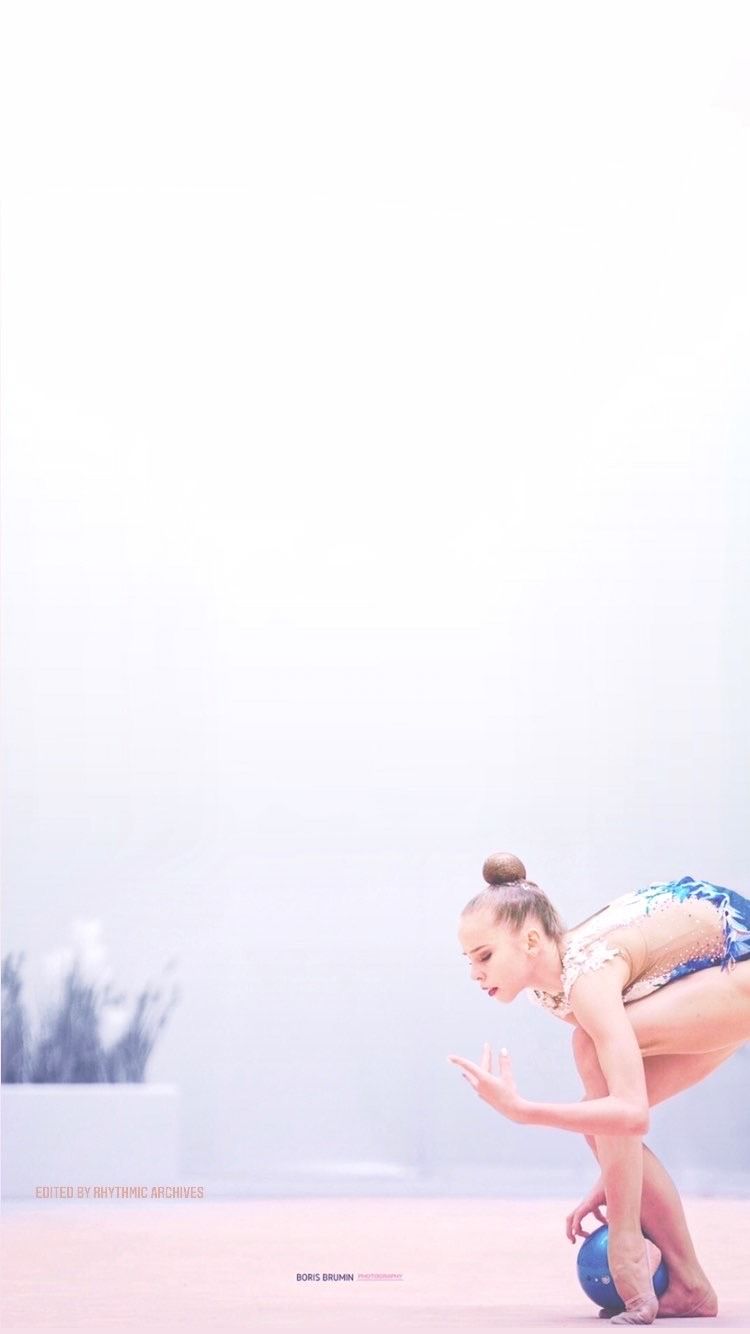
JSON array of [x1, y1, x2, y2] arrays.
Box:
[[447, 1055, 482, 1079], [565, 1206, 589, 1242]]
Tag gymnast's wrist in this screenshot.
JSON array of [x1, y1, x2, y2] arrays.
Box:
[[510, 1098, 533, 1125]]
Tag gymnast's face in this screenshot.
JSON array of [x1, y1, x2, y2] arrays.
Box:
[[458, 908, 541, 1002]]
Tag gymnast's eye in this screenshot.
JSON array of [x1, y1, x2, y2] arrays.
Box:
[[479, 953, 491, 963]]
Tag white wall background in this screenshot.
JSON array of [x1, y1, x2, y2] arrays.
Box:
[[2, 0, 750, 1195]]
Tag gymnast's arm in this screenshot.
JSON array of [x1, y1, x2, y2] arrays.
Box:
[[520, 961, 650, 1137]]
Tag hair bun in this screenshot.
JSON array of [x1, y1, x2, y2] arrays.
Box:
[[482, 852, 527, 886]]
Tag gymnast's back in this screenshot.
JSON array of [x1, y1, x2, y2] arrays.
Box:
[[528, 875, 750, 1020]]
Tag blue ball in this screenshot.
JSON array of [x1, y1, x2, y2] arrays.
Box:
[[576, 1223, 669, 1312]]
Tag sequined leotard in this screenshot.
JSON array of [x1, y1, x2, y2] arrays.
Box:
[[527, 876, 750, 1019]]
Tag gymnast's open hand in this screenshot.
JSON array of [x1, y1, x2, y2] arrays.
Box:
[[447, 1043, 525, 1122]]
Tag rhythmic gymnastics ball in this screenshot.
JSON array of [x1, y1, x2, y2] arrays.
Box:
[[576, 1224, 669, 1313]]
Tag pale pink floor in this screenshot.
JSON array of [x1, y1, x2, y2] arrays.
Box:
[[1, 1197, 748, 1332]]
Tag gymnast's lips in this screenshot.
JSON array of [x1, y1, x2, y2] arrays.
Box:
[[483, 987, 498, 997]]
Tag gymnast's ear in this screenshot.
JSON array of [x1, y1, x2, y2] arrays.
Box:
[[524, 925, 543, 953]]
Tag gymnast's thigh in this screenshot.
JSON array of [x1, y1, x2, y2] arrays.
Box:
[[642, 1043, 744, 1106], [623, 960, 750, 1057]]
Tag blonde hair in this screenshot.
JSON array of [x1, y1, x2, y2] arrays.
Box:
[[462, 851, 566, 942]]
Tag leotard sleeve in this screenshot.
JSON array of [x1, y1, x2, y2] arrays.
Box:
[[560, 936, 631, 1011]]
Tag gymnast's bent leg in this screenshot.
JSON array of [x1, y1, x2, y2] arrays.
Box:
[[572, 1027, 736, 1318]]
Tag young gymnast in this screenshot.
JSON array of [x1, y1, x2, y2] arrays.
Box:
[[448, 852, 750, 1325]]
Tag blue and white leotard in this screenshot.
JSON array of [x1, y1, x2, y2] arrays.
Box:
[[528, 876, 750, 1020]]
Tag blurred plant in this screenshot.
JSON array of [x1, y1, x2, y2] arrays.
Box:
[[1, 952, 28, 1082], [1, 923, 180, 1083]]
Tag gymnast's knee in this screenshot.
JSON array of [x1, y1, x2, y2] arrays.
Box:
[[571, 1024, 600, 1081]]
